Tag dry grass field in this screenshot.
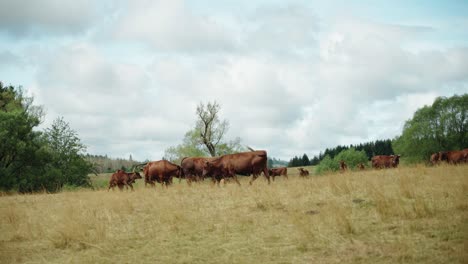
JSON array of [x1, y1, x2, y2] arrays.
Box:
[[0, 164, 467, 263]]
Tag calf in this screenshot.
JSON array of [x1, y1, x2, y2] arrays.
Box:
[[108, 170, 143, 191], [339, 160, 348, 172], [356, 163, 365, 170], [298, 168, 309, 177], [268, 167, 288, 181]]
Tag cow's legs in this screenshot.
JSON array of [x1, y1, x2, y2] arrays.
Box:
[[249, 174, 258, 185], [263, 167, 271, 184], [232, 175, 241, 186]]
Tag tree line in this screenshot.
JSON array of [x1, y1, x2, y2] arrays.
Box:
[[0, 82, 93, 193], [287, 139, 394, 167], [85, 154, 143, 174]]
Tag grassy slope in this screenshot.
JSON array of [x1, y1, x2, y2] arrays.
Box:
[[0, 165, 466, 263]]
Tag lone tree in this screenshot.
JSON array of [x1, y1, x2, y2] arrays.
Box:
[[196, 101, 229, 157], [164, 101, 243, 162]]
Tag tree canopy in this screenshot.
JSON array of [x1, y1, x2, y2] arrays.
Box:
[[164, 101, 244, 163], [393, 94, 468, 163], [0, 82, 92, 193]]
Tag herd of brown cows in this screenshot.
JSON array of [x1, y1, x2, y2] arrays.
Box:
[[431, 149, 468, 165], [108, 148, 467, 190]]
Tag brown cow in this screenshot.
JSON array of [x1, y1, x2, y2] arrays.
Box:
[[108, 170, 142, 191], [438, 150, 466, 164], [430, 152, 440, 165], [356, 163, 365, 170], [181, 157, 216, 185], [298, 168, 309, 177], [339, 160, 348, 172], [268, 167, 288, 181], [371, 155, 400, 169], [144, 160, 183, 187], [202, 150, 270, 185]]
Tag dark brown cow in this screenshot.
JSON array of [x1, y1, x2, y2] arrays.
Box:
[[430, 152, 440, 165], [464, 149, 468, 162], [371, 155, 400, 169], [268, 167, 288, 181], [181, 157, 216, 184], [108, 170, 142, 191], [339, 160, 348, 172], [438, 150, 466, 164], [144, 160, 183, 187], [356, 163, 365, 170], [298, 168, 309, 177], [202, 150, 270, 185]]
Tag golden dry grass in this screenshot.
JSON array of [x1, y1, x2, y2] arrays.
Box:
[[0, 164, 467, 263]]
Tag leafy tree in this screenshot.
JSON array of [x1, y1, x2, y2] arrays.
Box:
[[315, 155, 338, 174], [42, 117, 93, 188], [164, 129, 210, 163], [0, 82, 46, 192], [0, 82, 93, 192], [334, 148, 368, 169], [164, 103, 244, 163], [196, 101, 229, 157], [393, 94, 468, 163]]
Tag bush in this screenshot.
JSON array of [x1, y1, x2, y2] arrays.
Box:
[[315, 148, 368, 175], [315, 155, 338, 174]]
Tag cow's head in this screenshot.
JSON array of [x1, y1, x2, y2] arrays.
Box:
[[438, 151, 448, 161], [392, 155, 401, 167], [430, 153, 439, 164], [132, 172, 143, 180]]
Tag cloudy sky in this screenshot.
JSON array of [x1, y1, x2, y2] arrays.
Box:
[[1, 0, 467, 161]]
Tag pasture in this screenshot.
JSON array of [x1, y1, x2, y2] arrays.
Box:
[[0, 165, 466, 263]]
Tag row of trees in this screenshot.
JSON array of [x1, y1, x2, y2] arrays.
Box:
[[288, 154, 313, 167], [313, 93, 467, 173], [0, 82, 93, 192], [287, 139, 394, 168], [85, 154, 143, 174]]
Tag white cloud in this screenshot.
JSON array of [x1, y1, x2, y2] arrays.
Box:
[[0, 0, 101, 37], [113, 0, 236, 53], [3, 2, 467, 161]]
